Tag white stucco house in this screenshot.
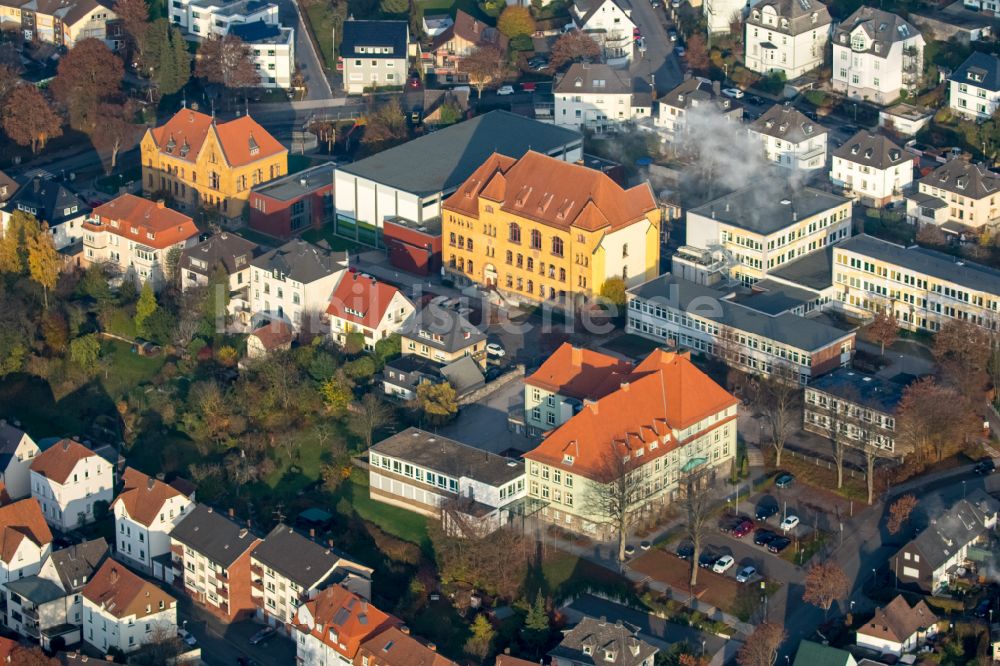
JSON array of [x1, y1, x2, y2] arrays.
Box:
[[749, 104, 828, 171], [830, 130, 914, 206], [82, 560, 177, 654], [744, 0, 831, 78], [554, 63, 649, 131], [29, 439, 114, 532], [570, 0, 636, 65], [831, 7, 925, 105], [856, 595, 938, 656], [949, 51, 1000, 120], [0, 421, 41, 500], [326, 273, 415, 351]]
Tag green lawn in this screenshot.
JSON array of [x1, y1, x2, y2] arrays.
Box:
[[339, 470, 430, 545], [287, 154, 316, 175], [94, 166, 143, 195], [301, 225, 367, 252], [541, 552, 635, 602], [416, 0, 491, 20], [302, 3, 336, 70]]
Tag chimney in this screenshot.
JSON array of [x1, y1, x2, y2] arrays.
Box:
[[712, 80, 721, 95], [310, 528, 316, 538], [584, 398, 598, 415], [239, 528, 249, 538], [683, 71, 692, 81], [228, 508, 235, 518], [428, 643, 437, 651], [156, 199, 165, 208], [109, 567, 119, 585], [571, 346, 583, 367], [620, 381, 630, 392], [401, 626, 411, 635]]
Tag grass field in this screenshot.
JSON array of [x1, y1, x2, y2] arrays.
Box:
[[302, 3, 336, 69], [416, 0, 491, 20], [99, 340, 166, 399], [339, 469, 430, 545]]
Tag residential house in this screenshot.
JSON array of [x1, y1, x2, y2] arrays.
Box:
[[179, 231, 259, 327], [905, 159, 1000, 235], [831, 7, 924, 105], [326, 272, 415, 351], [112, 468, 195, 579], [803, 368, 905, 454], [654, 77, 743, 144], [249, 238, 348, 333], [0, 498, 53, 587], [910, 4, 993, 45], [831, 130, 914, 207], [357, 625, 459, 666], [425, 10, 508, 83], [1, 175, 90, 250], [523, 349, 739, 536], [82, 560, 177, 654], [792, 641, 857, 666], [246, 321, 294, 358], [627, 273, 855, 384], [169, 505, 261, 621], [169, 0, 278, 37], [681, 182, 852, 285], [0, 171, 18, 204], [0, 421, 41, 499], [949, 51, 1000, 120], [879, 103, 933, 136], [248, 162, 335, 240], [369, 428, 526, 535], [83, 194, 199, 291], [230, 20, 295, 89], [400, 301, 487, 367], [554, 63, 648, 131], [832, 233, 1000, 332], [381, 355, 485, 401], [334, 111, 582, 239], [5, 538, 108, 649], [0, 0, 120, 47], [523, 342, 634, 437], [744, 0, 831, 78], [250, 524, 373, 631], [569, 0, 635, 64], [29, 439, 113, 531], [856, 595, 938, 656], [293, 585, 399, 665], [549, 616, 658, 666], [749, 104, 828, 171], [340, 19, 409, 94], [441, 150, 660, 301], [140, 109, 288, 225], [893, 489, 999, 592]]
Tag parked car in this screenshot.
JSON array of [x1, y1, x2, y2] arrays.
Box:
[[668, 28, 678, 41], [485, 366, 503, 381], [674, 46, 686, 57], [671, 0, 681, 6], [521, 82, 537, 92], [755, 503, 779, 520], [178, 629, 197, 647], [753, 529, 777, 546], [775, 472, 795, 488], [633, 26, 641, 38], [732, 519, 754, 539], [676, 542, 694, 560], [486, 342, 506, 357], [410, 107, 422, 124], [974, 598, 992, 618], [636, 38, 646, 52], [249, 627, 276, 646], [640, 541, 651, 551], [718, 515, 742, 533], [736, 565, 757, 583], [408, 73, 421, 89], [767, 536, 792, 553], [780, 515, 800, 532], [722, 87, 744, 99], [712, 555, 735, 574], [497, 85, 515, 95], [698, 550, 719, 569], [975, 459, 996, 475], [527, 55, 548, 68]]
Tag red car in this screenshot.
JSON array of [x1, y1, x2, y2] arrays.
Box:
[[731, 519, 754, 539], [521, 82, 536, 92]]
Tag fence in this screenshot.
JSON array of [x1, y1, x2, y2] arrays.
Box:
[[783, 446, 868, 480]]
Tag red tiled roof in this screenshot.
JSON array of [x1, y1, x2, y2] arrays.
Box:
[[111, 468, 189, 528], [524, 349, 737, 479], [148, 109, 286, 167], [29, 439, 99, 485], [525, 342, 634, 400], [0, 498, 53, 564], [84, 194, 198, 250], [249, 321, 294, 350], [326, 273, 406, 330], [83, 560, 176, 620], [444, 151, 656, 232], [0, 637, 17, 662], [296, 586, 399, 660], [358, 626, 459, 666], [430, 9, 509, 53]]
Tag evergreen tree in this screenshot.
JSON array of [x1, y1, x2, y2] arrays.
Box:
[[524, 591, 550, 649], [165, 25, 191, 95], [135, 281, 158, 337], [145, 20, 190, 95]]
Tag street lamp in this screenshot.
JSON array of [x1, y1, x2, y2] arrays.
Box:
[[963, 480, 967, 500], [701, 640, 706, 656], [850, 600, 855, 612]]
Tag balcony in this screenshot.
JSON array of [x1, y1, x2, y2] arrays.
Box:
[[218, 587, 229, 599], [215, 571, 227, 584], [171, 544, 184, 556], [250, 564, 263, 577], [22, 606, 38, 620], [251, 578, 263, 590]]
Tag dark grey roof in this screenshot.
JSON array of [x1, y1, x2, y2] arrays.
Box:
[[731, 280, 816, 315], [629, 273, 855, 352], [251, 162, 335, 202], [950, 51, 1000, 92], [371, 427, 524, 487], [833, 131, 910, 170], [906, 191, 947, 210], [251, 239, 348, 284], [689, 183, 848, 236], [0, 421, 30, 457], [48, 538, 109, 593], [658, 77, 738, 114], [751, 104, 826, 143], [555, 63, 632, 95], [252, 524, 348, 589], [807, 368, 906, 413], [383, 355, 444, 391], [180, 232, 259, 277], [339, 111, 582, 197], [834, 7, 919, 57], [340, 19, 408, 59], [403, 302, 487, 354], [747, 0, 832, 35], [6, 576, 66, 605], [837, 234, 1000, 296], [439, 355, 485, 394], [549, 616, 659, 666], [904, 489, 1000, 570], [768, 246, 835, 291], [918, 159, 1000, 199], [229, 19, 281, 42], [5, 176, 90, 228], [170, 505, 258, 568]]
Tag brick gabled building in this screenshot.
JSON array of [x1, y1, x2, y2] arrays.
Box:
[[169, 505, 261, 622]]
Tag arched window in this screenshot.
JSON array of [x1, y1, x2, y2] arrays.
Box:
[[531, 229, 542, 249], [509, 223, 521, 244], [552, 237, 564, 257]]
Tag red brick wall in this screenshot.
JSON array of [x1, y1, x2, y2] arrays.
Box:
[[383, 220, 441, 276], [247, 185, 332, 240], [225, 541, 262, 622], [810, 332, 855, 378]]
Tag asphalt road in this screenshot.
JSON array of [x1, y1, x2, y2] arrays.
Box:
[[276, 0, 333, 99], [628, 0, 685, 96]]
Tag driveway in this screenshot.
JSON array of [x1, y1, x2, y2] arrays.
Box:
[[628, 0, 684, 95], [437, 378, 535, 455], [276, 0, 333, 99], [177, 598, 297, 666]]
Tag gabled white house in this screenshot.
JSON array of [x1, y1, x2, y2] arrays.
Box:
[[570, 0, 635, 65], [830, 130, 914, 206], [0, 421, 41, 499], [744, 0, 831, 78], [82, 560, 177, 654], [0, 498, 53, 587], [29, 439, 114, 532], [949, 51, 1000, 120], [326, 273, 415, 351], [749, 104, 828, 170], [856, 595, 938, 657], [553, 63, 649, 131], [111, 468, 195, 579], [831, 7, 924, 105]]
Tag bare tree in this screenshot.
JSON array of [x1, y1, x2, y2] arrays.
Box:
[[585, 444, 647, 564], [868, 309, 898, 357], [754, 363, 801, 467], [458, 45, 511, 97], [349, 393, 396, 450], [803, 560, 849, 617], [736, 622, 786, 666], [680, 467, 713, 587], [131, 622, 184, 666]]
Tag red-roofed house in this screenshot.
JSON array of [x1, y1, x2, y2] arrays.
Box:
[[82, 560, 177, 654], [82, 194, 199, 291], [140, 109, 288, 226], [326, 273, 415, 351], [246, 321, 295, 359], [523, 349, 738, 538], [293, 585, 399, 664], [112, 468, 195, 579], [30, 439, 114, 531], [523, 343, 634, 437], [0, 498, 53, 586]]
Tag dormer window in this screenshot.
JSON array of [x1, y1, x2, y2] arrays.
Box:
[[249, 134, 260, 156], [165, 136, 176, 153], [604, 649, 617, 662], [563, 454, 575, 465]]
